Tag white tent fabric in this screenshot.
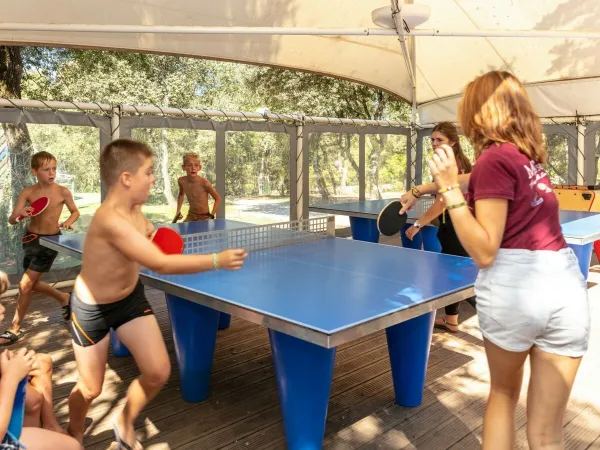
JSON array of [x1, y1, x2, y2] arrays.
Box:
[[2, 0, 600, 123]]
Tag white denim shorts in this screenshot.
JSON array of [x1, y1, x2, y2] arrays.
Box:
[[474, 247, 590, 357]]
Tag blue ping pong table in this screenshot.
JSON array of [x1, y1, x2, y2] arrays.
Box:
[[310, 198, 442, 252], [41, 217, 478, 450], [310, 200, 600, 277]]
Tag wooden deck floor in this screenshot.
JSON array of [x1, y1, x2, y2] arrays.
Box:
[[3, 243, 600, 449]]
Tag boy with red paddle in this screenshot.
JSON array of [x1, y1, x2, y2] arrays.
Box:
[[65, 139, 246, 448], [2, 151, 80, 347]]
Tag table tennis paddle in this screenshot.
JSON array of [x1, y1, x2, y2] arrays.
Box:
[[172, 212, 183, 223], [377, 200, 408, 236], [16, 197, 49, 222], [152, 227, 184, 255]]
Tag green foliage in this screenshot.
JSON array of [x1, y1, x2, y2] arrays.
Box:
[[28, 125, 100, 193], [0, 183, 26, 274], [2, 46, 416, 274], [246, 67, 410, 121], [132, 128, 217, 205], [226, 132, 289, 198], [544, 134, 569, 184]]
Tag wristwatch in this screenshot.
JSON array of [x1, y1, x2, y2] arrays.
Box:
[[413, 220, 421, 229]]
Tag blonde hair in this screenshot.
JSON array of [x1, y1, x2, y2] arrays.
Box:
[[182, 152, 200, 165], [100, 138, 153, 187], [458, 71, 546, 163], [0, 271, 9, 296], [31, 151, 56, 170]]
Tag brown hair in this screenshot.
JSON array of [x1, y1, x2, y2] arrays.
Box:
[[100, 138, 153, 187], [31, 151, 56, 170], [182, 152, 200, 165], [432, 122, 472, 174], [458, 71, 546, 163]]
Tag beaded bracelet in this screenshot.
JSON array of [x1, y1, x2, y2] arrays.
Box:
[[411, 186, 423, 198], [212, 253, 220, 270], [441, 201, 467, 224], [445, 201, 467, 210]]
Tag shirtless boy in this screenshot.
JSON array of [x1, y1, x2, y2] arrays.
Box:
[[66, 139, 246, 448], [174, 152, 221, 222], [1, 151, 80, 346]]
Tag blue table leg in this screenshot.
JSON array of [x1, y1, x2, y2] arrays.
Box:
[[110, 329, 131, 357], [7, 377, 27, 439], [269, 330, 336, 450], [400, 223, 423, 249], [421, 226, 441, 253], [349, 217, 380, 242], [218, 312, 232, 330], [166, 294, 220, 402], [568, 242, 593, 278], [386, 311, 435, 407]]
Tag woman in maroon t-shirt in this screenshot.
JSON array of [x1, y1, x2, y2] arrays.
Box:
[[426, 71, 590, 449]]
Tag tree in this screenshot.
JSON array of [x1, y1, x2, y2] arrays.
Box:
[[0, 46, 34, 206], [22, 49, 233, 206], [246, 68, 410, 201], [0, 46, 36, 275]]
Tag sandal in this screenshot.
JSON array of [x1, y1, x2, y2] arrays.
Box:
[[0, 330, 24, 347], [434, 317, 459, 333], [112, 418, 142, 450]]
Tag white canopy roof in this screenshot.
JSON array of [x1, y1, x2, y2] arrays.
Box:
[[2, 0, 600, 123]]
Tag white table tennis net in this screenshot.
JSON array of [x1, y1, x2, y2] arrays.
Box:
[[182, 216, 335, 254]]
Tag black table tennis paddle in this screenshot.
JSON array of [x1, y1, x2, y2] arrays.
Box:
[[377, 200, 408, 236]]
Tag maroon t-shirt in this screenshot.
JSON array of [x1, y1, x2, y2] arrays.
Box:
[[468, 143, 567, 251]]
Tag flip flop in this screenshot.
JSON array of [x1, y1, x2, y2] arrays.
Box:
[[112, 418, 142, 450], [434, 317, 459, 333], [0, 330, 24, 347]]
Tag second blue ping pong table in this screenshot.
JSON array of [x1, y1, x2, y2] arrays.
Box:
[[41, 216, 478, 450], [309, 200, 600, 277]]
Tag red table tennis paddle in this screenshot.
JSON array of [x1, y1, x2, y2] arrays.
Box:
[[377, 200, 408, 236], [152, 227, 184, 255], [16, 197, 49, 222]]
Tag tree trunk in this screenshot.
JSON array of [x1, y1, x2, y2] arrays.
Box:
[[367, 134, 386, 200], [0, 46, 33, 275], [340, 160, 349, 193], [337, 134, 358, 174], [158, 91, 176, 206], [367, 91, 387, 200], [0, 46, 34, 207], [160, 127, 176, 206], [310, 134, 329, 200]]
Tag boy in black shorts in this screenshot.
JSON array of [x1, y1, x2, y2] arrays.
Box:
[[2, 151, 80, 346], [66, 138, 247, 448]]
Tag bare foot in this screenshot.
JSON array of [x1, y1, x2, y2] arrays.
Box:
[[66, 423, 84, 445]]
